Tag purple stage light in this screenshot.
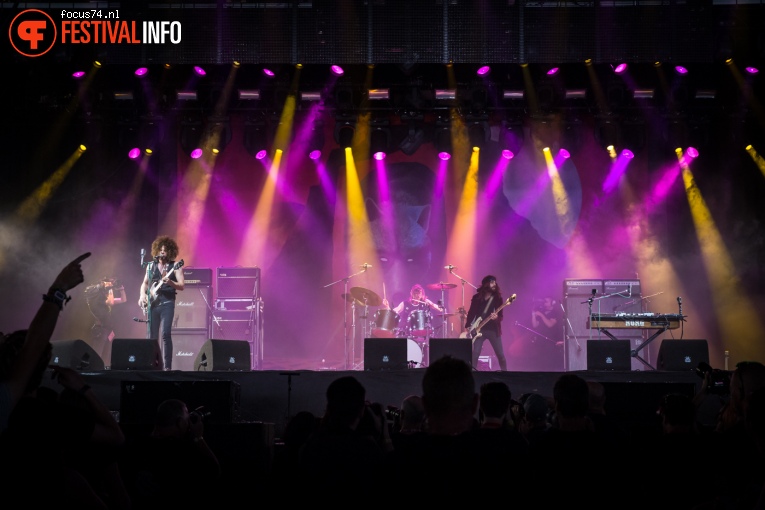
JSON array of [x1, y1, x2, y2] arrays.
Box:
[[438, 152, 451, 161], [477, 65, 491, 76], [614, 63, 628, 75], [559, 148, 571, 159], [256, 150, 267, 160], [190, 148, 203, 159], [501, 149, 515, 160], [330, 65, 344, 76], [134, 67, 148, 77], [675, 65, 688, 75], [309, 149, 322, 160], [373, 151, 386, 161], [546, 67, 559, 76], [745, 66, 759, 75], [622, 149, 634, 159], [263, 68, 275, 77], [687, 147, 699, 158], [128, 148, 141, 159], [194, 66, 206, 76], [72, 71, 85, 79]]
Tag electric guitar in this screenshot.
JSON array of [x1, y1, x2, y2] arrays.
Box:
[[148, 259, 184, 307], [460, 294, 517, 340]]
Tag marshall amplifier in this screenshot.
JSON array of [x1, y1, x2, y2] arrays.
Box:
[[604, 279, 641, 297], [564, 279, 604, 296], [172, 286, 212, 330], [183, 267, 213, 286], [217, 267, 260, 299], [215, 299, 257, 311]]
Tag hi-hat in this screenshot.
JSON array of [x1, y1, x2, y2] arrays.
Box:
[[349, 286, 382, 306], [426, 282, 457, 290]]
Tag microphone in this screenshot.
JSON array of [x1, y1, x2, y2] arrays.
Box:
[[140, 248, 145, 267], [444, 265, 455, 269]]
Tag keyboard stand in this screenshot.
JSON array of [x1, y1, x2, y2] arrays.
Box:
[[596, 326, 668, 371]]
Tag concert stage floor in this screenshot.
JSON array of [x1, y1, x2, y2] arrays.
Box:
[[44, 361, 704, 438]]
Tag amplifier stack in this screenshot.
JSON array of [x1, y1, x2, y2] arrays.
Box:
[[215, 267, 262, 370]]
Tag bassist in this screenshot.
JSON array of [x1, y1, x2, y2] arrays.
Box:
[[138, 235, 185, 370], [465, 275, 508, 372]]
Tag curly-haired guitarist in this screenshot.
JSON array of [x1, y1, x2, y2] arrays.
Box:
[[138, 235, 185, 370]]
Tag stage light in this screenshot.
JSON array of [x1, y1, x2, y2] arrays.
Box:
[[179, 115, 204, 157], [501, 150, 514, 160], [72, 71, 85, 79], [369, 127, 390, 160], [674, 65, 689, 75], [334, 121, 355, 149], [434, 124, 452, 160], [687, 147, 699, 158], [128, 148, 141, 159], [134, 67, 148, 77], [263, 68, 275, 77], [621, 149, 634, 159], [547, 67, 560, 76], [746, 66, 759, 75], [477, 65, 491, 76], [307, 125, 325, 159], [243, 116, 269, 159], [194, 66, 206, 76], [467, 121, 488, 149], [614, 63, 628, 75], [331, 65, 344, 76], [190, 148, 203, 159]]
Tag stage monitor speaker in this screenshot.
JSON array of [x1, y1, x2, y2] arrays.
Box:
[[173, 285, 212, 330], [171, 329, 209, 371], [111, 339, 162, 370], [195, 339, 251, 371], [120, 380, 241, 424], [587, 340, 631, 371], [364, 338, 409, 370], [50, 339, 104, 371], [657, 339, 709, 371], [428, 338, 472, 368]]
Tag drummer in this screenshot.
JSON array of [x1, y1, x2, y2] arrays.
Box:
[[382, 284, 444, 327]]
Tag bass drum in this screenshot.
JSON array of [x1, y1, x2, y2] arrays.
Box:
[[371, 309, 400, 338], [406, 339, 423, 367]]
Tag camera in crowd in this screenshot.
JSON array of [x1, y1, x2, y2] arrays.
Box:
[[695, 362, 731, 395], [190, 405, 212, 424]]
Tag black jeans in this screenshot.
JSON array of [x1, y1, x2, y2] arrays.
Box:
[[147, 299, 175, 369], [471, 329, 507, 371]]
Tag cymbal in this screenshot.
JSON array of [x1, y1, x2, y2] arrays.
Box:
[[349, 286, 382, 307], [341, 293, 365, 306], [426, 282, 457, 290]]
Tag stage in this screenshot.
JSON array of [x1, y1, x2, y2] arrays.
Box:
[[42, 363, 704, 437]]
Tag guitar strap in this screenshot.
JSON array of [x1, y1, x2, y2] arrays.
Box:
[[482, 296, 495, 316]]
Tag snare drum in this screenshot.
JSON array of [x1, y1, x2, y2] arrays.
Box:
[[407, 309, 431, 337], [406, 339, 423, 366], [372, 309, 400, 338]]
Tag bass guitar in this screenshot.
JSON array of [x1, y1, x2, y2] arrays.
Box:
[[148, 259, 184, 307], [460, 294, 517, 340]]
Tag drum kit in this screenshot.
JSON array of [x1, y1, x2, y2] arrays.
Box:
[[340, 282, 458, 367]]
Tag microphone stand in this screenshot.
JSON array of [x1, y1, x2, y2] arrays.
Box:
[[448, 267, 477, 331], [323, 266, 369, 370]]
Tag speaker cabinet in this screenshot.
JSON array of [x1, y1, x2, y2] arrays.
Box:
[[657, 339, 709, 371], [587, 340, 631, 371], [217, 267, 260, 299], [173, 285, 212, 329], [210, 310, 255, 341], [171, 329, 209, 371], [428, 338, 472, 367], [111, 339, 162, 370], [195, 339, 251, 371], [119, 380, 241, 424], [50, 339, 105, 371]]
